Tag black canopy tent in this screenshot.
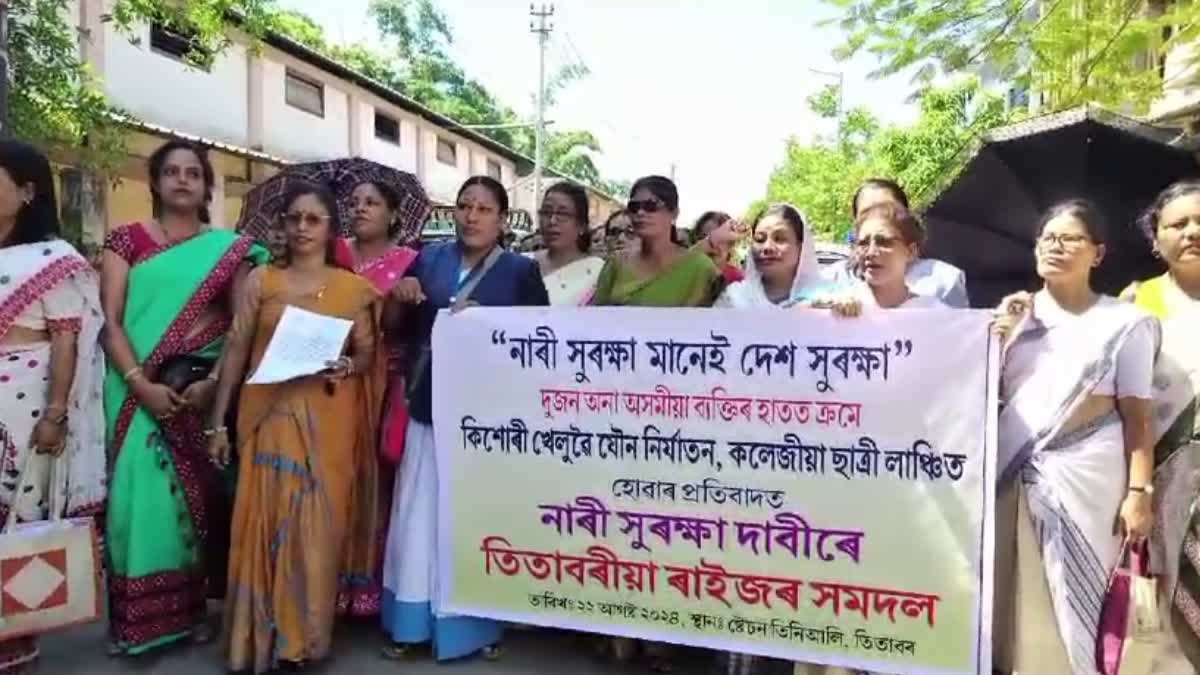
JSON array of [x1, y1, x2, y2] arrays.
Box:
[[922, 106, 1199, 308]]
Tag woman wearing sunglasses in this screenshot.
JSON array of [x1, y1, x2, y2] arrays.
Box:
[[592, 175, 720, 673], [533, 181, 605, 306], [381, 176, 549, 664], [209, 182, 382, 673], [592, 175, 723, 309], [101, 140, 269, 657]]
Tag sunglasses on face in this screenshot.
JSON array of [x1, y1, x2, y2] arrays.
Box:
[[853, 234, 900, 252], [280, 212, 332, 228], [626, 199, 664, 215]]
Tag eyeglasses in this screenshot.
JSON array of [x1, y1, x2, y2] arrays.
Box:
[[280, 212, 333, 228], [606, 227, 636, 240], [1037, 233, 1091, 249], [627, 199, 664, 215], [853, 234, 900, 252], [538, 208, 577, 222]]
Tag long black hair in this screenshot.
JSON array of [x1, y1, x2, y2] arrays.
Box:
[[544, 181, 592, 253], [0, 140, 60, 247], [148, 140, 215, 224], [276, 181, 344, 268]]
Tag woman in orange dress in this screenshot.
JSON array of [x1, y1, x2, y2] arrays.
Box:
[[207, 182, 381, 673]]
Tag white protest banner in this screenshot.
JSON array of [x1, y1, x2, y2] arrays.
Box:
[[433, 307, 997, 675]]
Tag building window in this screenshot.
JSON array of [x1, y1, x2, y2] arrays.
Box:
[[486, 159, 502, 181], [285, 71, 325, 117], [374, 112, 401, 144], [149, 22, 204, 63], [436, 137, 457, 166]]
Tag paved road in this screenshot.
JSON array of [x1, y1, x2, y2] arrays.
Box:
[[40, 621, 795, 674]]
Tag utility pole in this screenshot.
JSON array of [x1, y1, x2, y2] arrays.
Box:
[[530, 3, 554, 207], [0, 0, 10, 138], [809, 67, 844, 141]]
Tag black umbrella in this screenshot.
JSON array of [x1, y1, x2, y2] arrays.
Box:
[[922, 106, 1199, 308], [235, 157, 432, 255]]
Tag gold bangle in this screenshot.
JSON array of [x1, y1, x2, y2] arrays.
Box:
[[123, 366, 143, 383]]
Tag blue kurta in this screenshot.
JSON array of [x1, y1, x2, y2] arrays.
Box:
[[402, 240, 550, 424], [382, 240, 548, 661]]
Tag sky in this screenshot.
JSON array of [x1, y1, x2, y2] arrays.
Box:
[[281, 0, 920, 224]]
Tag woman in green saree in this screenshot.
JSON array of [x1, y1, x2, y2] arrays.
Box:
[[100, 141, 268, 655], [592, 175, 724, 672], [592, 175, 725, 309]]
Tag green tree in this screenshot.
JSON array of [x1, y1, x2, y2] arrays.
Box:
[[820, 0, 1199, 113], [764, 78, 1010, 240], [7, 0, 277, 170]]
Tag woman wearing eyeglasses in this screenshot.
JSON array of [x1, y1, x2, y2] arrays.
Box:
[[208, 182, 381, 673], [601, 209, 639, 260], [102, 140, 269, 656], [988, 200, 1197, 674], [592, 175, 720, 673], [813, 204, 945, 318], [821, 178, 969, 308], [532, 182, 604, 306], [381, 176, 549, 664], [592, 176, 723, 309]]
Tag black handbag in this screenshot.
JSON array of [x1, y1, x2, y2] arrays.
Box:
[[156, 355, 215, 393]]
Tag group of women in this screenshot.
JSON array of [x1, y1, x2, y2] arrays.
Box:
[[0, 133, 1199, 675]]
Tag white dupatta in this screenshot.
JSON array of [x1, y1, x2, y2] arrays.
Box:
[[714, 210, 824, 308]]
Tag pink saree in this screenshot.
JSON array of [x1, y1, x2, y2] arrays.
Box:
[[334, 239, 417, 618]]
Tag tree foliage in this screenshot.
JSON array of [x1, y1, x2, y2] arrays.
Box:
[[820, 0, 1200, 114], [6, 0, 276, 171], [764, 78, 1010, 241]]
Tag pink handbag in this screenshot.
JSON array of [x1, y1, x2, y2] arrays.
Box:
[[380, 382, 409, 464], [1096, 539, 1162, 675]]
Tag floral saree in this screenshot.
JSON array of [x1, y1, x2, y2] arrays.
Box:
[[0, 240, 105, 674]]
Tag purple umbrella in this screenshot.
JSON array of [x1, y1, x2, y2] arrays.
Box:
[[235, 157, 432, 255]]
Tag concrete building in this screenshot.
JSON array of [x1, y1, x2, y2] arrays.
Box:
[[64, 1, 619, 246]]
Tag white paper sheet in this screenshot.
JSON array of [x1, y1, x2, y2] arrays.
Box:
[[245, 305, 353, 385]]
